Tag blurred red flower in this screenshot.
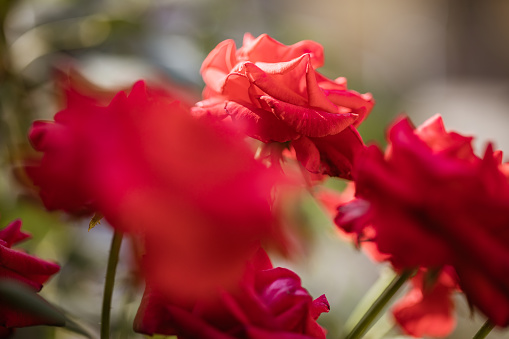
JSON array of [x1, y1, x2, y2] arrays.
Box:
[[27, 80, 286, 299], [0, 219, 60, 336], [392, 268, 457, 338], [317, 185, 455, 337], [134, 247, 329, 339], [192, 33, 374, 178], [26, 72, 199, 215], [335, 114, 509, 326]]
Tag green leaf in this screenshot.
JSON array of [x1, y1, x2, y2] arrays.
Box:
[[0, 279, 66, 326]]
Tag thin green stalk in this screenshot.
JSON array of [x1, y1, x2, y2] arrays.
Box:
[[343, 269, 415, 339], [101, 230, 123, 339], [472, 320, 495, 339]]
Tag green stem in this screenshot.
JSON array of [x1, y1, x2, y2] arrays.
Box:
[[472, 320, 495, 339], [344, 269, 415, 339], [101, 230, 123, 339]]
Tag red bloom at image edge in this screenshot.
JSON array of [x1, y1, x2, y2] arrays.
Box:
[[192, 33, 374, 178], [0, 219, 61, 336], [134, 247, 329, 339], [335, 114, 509, 326], [316, 186, 456, 337]]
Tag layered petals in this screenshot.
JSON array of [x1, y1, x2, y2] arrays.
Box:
[[335, 114, 509, 326], [193, 33, 374, 178]]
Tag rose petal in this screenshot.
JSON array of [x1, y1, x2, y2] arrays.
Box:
[[260, 96, 358, 138], [239, 33, 324, 69], [225, 101, 300, 142]]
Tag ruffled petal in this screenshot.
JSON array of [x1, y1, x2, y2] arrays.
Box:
[[225, 101, 300, 142], [293, 127, 364, 178], [260, 95, 358, 138], [238, 33, 324, 68]]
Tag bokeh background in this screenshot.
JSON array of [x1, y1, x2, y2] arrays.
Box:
[[1, 0, 509, 338]]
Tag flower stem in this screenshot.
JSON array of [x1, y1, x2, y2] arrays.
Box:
[[343, 269, 415, 339], [101, 229, 123, 339], [472, 320, 495, 339]]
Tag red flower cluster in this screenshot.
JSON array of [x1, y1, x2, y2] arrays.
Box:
[[23, 31, 509, 338], [134, 247, 329, 339], [0, 219, 60, 336], [192, 33, 374, 178], [26, 37, 336, 336], [335, 114, 509, 327]]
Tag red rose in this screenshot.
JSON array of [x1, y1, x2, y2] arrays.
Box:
[[192, 33, 374, 178], [317, 184, 455, 337], [0, 219, 61, 335], [134, 247, 329, 339], [336, 114, 509, 326], [26, 94, 98, 215], [26, 73, 199, 215], [28, 81, 286, 299]]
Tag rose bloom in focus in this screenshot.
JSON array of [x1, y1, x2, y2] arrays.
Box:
[[192, 33, 374, 179], [335, 114, 509, 327]]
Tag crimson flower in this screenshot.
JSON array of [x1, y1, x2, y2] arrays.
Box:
[[335, 114, 509, 326], [192, 33, 374, 178], [0, 219, 60, 336], [134, 247, 329, 339], [317, 185, 455, 337], [27, 80, 286, 299]]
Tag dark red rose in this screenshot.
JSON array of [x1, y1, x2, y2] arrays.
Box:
[[134, 247, 329, 339], [336, 114, 509, 326]]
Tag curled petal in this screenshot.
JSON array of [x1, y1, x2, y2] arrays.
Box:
[[311, 295, 330, 320], [293, 127, 364, 178], [323, 90, 374, 125], [0, 220, 30, 248], [201, 39, 238, 93], [239, 33, 324, 68], [260, 96, 358, 138], [225, 101, 300, 142]]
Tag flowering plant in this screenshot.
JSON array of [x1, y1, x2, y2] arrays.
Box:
[[0, 10, 507, 339]]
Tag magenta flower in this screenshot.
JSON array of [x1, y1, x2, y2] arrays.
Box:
[[134, 247, 329, 339]]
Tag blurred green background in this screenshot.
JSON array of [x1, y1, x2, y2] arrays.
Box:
[[1, 0, 509, 338]]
